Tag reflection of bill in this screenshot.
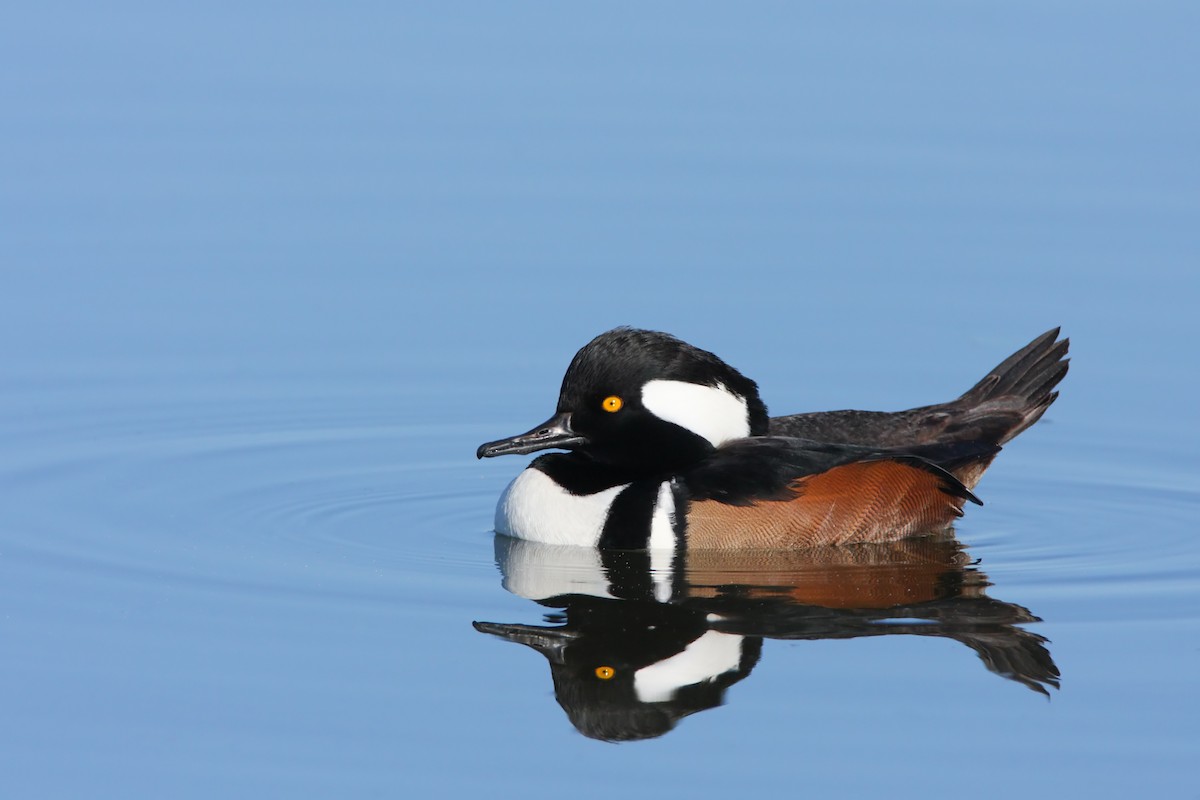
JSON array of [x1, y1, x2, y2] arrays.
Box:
[[475, 533, 1059, 742]]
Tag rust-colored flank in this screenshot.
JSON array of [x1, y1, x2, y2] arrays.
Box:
[[686, 460, 967, 549]]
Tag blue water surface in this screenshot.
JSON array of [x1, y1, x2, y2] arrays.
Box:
[[2, 4, 1198, 798]]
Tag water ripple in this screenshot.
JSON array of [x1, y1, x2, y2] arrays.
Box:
[[3, 381, 1196, 606], [0, 384, 501, 595]]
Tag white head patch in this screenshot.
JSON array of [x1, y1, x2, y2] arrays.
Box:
[[640, 380, 751, 447], [633, 631, 745, 703]]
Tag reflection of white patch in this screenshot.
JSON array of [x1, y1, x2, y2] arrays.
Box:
[[648, 481, 676, 601], [495, 468, 628, 547], [495, 536, 615, 601], [633, 631, 745, 703], [641, 380, 750, 447]]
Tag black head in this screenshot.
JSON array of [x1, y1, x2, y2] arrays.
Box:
[[477, 328, 769, 475]]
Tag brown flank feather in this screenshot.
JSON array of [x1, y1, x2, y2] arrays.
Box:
[[685, 460, 968, 549]]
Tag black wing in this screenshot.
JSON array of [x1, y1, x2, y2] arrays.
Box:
[[680, 437, 994, 507]]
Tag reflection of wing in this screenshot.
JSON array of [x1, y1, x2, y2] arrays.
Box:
[[674, 538, 1059, 695], [950, 628, 1060, 696], [701, 592, 1059, 697]]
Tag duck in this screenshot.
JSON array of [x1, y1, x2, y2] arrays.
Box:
[[477, 327, 1068, 550]]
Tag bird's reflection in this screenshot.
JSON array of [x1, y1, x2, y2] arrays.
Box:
[[474, 532, 1059, 742]]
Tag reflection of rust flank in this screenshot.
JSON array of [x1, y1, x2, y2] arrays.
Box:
[[686, 461, 967, 550], [681, 537, 973, 609]]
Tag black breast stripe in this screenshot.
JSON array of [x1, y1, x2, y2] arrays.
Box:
[[599, 482, 660, 549]]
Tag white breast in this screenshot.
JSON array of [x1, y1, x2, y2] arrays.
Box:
[[494, 468, 628, 547]]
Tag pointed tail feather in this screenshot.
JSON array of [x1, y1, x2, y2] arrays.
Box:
[[951, 328, 1070, 445]]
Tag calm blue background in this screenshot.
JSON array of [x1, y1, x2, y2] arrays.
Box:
[[2, 4, 1197, 798]]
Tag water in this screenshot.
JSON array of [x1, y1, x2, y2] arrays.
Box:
[[2, 4, 1198, 798]]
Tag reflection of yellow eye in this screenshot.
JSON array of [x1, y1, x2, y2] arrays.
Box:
[[595, 666, 616, 680], [601, 396, 623, 413]]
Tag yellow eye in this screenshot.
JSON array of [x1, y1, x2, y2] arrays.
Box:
[[595, 666, 616, 680], [601, 396, 623, 413]]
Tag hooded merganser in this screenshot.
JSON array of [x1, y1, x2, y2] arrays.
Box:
[[477, 328, 1068, 550]]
